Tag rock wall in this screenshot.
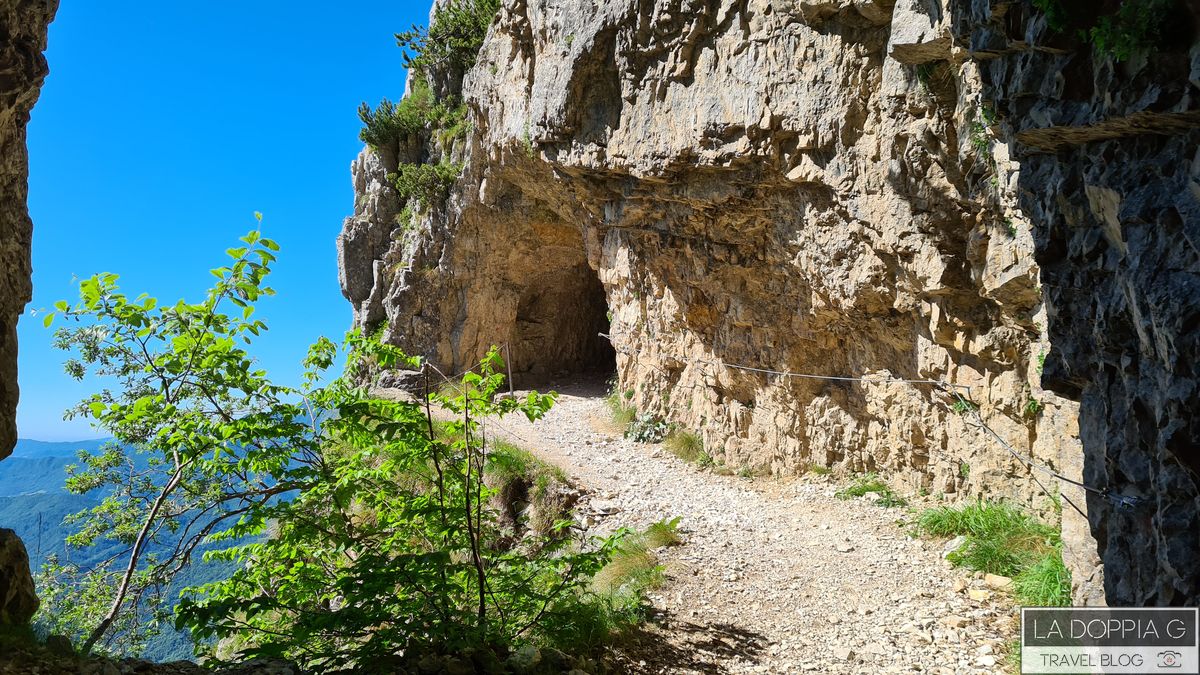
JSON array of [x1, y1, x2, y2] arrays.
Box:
[[0, 0, 56, 626], [953, 1, 1200, 605], [337, 0, 1138, 603], [0, 0, 55, 463]]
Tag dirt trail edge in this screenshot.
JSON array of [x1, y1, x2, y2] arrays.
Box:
[[485, 379, 1016, 674]]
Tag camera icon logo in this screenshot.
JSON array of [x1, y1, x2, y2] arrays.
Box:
[[1157, 650, 1182, 668]]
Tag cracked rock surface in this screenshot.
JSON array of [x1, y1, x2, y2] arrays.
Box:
[[338, 0, 1105, 601]]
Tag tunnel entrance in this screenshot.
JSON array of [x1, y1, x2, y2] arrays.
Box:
[[508, 262, 615, 386]]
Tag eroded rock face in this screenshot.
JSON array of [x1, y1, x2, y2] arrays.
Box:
[[0, 529, 37, 624], [0, 0, 57, 627], [954, 2, 1200, 605], [336, 0, 1167, 604], [0, 0, 55, 463]]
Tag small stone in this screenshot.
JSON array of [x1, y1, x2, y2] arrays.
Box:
[[952, 578, 967, 593], [507, 644, 541, 672], [836, 543, 855, 553], [941, 535, 966, 558], [942, 615, 969, 628], [968, 588, 992, 602], [590, 499, 620, 514], [984, 573, 1012, 589], [45, 634, 74, 656], [975, 655, 997, 667], [833, 647, 856, 661]]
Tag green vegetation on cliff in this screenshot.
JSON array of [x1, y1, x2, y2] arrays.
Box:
[[357, 0, 500, 211], [1032, 0, 1178, 60], [395, 0, 500, 75]]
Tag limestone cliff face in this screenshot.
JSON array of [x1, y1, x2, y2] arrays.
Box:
[[0, 0, 55, 464], [0, 0, 56, 626], [339, 0, 1187, 605], [954, 2, 1200, 605]]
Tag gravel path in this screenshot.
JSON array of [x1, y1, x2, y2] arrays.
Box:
[[487, 378, 1018, 674]]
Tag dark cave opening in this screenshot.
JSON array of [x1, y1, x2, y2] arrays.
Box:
[[509, 263, 615, 386]]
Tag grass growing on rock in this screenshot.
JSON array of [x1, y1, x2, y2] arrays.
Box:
[[548, 518, 682, 654], [835, 473, 908, 507], [592, 518, 681, 595], [1011, 550, 1072, 607], [916, 500, 1071, 606], [485, 439, 575, 538], [663, 429, 710, 465], [1004, 638, 1022, 673], [604, 389, 636, 432], [429, 419, 575, 539], [641, 516, 683, 548]]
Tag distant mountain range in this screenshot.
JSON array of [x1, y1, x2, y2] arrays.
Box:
[[1, 437, 230, 661], [11, 437, 111, 459], [1, 438, 110, 501]]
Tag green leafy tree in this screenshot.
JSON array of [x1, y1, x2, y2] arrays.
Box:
[[35, 553, 169, 656], [42, 225, 626, 668], [42, 223, 308, 655]]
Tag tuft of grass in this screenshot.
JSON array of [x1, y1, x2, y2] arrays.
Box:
[[1004, 638, 1021, 673], [916, 500, 1071, 606], [591, 518, 681, 603], [537, 520, 679, 655], [952, 398, 978, 415], [488, 439, 568, 485], [486, 439, 572, 537], [836, 473, 908, 508], [604, 389, 636, 432], [807, 463, 832, 475], [638, 517, 683, 549], [664, 430, 704, 463], [1013, 551, 1072, 607], [435, 378, 483, 402], [591, 545, 662, 596]]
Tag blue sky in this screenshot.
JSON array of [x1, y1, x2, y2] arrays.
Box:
[[18, 2, 429, 440]]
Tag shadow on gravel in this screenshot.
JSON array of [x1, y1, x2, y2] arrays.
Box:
[[608, 608, 770, 673]]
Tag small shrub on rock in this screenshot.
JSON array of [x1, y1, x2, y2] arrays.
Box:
[[625, 414, 670, 444]]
